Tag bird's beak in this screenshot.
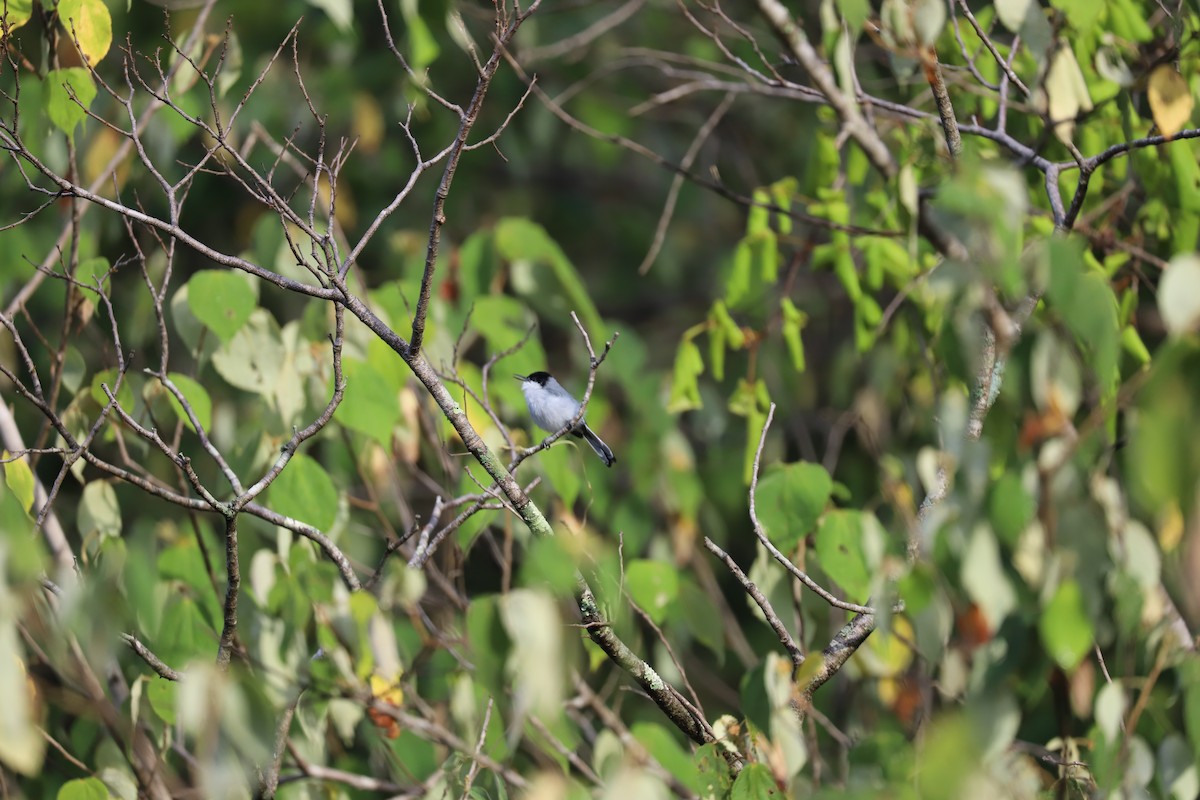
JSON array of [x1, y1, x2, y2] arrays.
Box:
[[513, 374, 528, 382]]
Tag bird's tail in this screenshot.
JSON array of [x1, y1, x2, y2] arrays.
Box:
[[576, 423, 616, 467]]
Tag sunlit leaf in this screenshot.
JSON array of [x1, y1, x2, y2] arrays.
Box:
[[1040, 41, 1092, 144], [57, 0, 112, 64], [57, 777, 109, 800], [211, 309, 285, 395], [0, 0, 34, 30], [2, 454, 35, 514], [995, 0, 1033, 30], [1148, 67, 1194, 139]]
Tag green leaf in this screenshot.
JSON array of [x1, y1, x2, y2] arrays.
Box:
[[159, 539, 216, 600], [77, 256, 111, 294], [780, 298, 807, 372], [632, 722, 700, 792], [693, 742, 734, 799], [668, 339, 704, 413], [1039, 579, 1093, 670], [161, 373, 213, 434], [268, 453, 339, 532], [836, 0, 871, 32], [993, 0, 1032, 30], [57, 777, 109, 800], [756, 462, 833, 551], [156, 595, 214, 665], [211, 309, 285, 395], [89, 368, 133, 412], [1128, 341, 1200, 515], [78, 480, 121, 540], [709, 317, 727, 382], [519, 535, 583, 596], [1121, 326, 1151, 365], [3, 454, 35, 514], [915, 713, 978, 800], [1051, 0, 1102, 32], [401, 0, 440, 72], [466, 595, 510, 695], [728, 378, 767, 418], [146, 677, 177, 725], [730, 762, 781, 799], [538, 441, 583, 508], [988, 472, 1033, 547], [747, 189, 770, 235], [44, 67, 97, 137], [61, 346, 87, 395], [726, 239, 754, 307], [495, 217, 603, 338], [498, 590, 564, 719], [307, 0, 353, 31], [753, 229, 779, 283], [58, 0, 112, 64], [625, 560, 679, 624], [186, 270, 257, 342], [711, 300, 746, 348], [814, 510, 870, 599], [337, 358, 402, 445], [678, 579, 725, 661], [0, 0, 34, 30]]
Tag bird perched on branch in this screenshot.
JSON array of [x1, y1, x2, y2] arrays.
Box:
[[514, 371, 616, 467]]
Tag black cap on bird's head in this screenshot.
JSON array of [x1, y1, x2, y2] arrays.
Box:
[[514, 371, 552, 385]]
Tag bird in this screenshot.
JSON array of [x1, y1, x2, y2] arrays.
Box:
[[514, 371, 616, 467]]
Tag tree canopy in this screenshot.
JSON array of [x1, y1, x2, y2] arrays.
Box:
[[1, 0, 1199, 798]]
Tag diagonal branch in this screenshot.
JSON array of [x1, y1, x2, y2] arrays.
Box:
[[407, 3, 543, 358]]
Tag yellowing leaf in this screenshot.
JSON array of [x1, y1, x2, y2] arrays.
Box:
[[2, 454, 35, 514], [0, 0, 34, 31], [1040, 41, 1093, 145], [1148, 65, 1194, 139], [58, 0, 112, 65], [368, 674, 403, 707]]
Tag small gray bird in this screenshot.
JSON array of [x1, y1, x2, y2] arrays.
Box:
[[514, 371, 616, 467]]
